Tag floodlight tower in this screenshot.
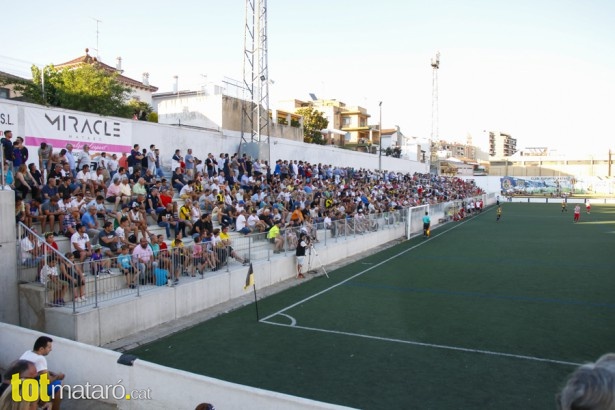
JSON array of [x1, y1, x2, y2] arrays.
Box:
[[430, 51, 440, 171], [241, 0, 271, 162], [430, 51, 440, 142]]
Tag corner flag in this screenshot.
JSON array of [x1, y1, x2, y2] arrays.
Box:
[[243, 263, 254, 290]]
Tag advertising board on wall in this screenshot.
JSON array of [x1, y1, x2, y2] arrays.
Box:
[[24, 106, 132, 155], [0, 103, 19, 137]]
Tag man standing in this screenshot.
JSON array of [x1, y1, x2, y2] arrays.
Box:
[[147, 144, 157, 174], [19, 335, 65, 410], [1, 130, 15, 169], [296, 230, 309, 279], [185, 148, 195, 178], [65, 143, 76, 177], [76, 144, 91, 173], [422, 211, 431, 238], [133, 236, 155, 284], [130, 144, 144, 173]]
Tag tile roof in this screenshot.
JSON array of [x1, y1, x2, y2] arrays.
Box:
[[55, 49, 158, 92]]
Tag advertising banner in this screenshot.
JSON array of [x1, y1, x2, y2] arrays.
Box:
[[24, 106, 132, 154], [0, 102, 19, 135]]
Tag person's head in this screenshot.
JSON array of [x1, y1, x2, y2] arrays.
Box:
[[121, 245, 129, 254], [557, 365, 615, 410], [66, 143, 73, 151], [76, 223, 85, 233], [3, 130, 13, 139], [194, 403, 215, 410], [139, 237, 149, 248], [3, 359, 37, 382], [93, 245, 102, 254], [33, 336, 53, 355], [44, 232, 55, 243], [104, 221, 113, 232], [89, 206, 97, 214]]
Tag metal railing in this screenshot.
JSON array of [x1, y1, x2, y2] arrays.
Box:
[[15, 200, 479, 312]]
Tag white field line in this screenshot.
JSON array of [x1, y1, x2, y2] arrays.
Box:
[[260, 209, 581, 367], [259, 213, 474, 323], [260, 319, 581, 367]]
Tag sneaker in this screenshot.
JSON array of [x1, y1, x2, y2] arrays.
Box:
[[167, 279, 173, 287], [82, 296, 87, 301], [297, 273, 305, 279], [104, 269, 112, 275], [174, 278, 179, 284], [129, 284, 136, 289], [75, 297, 82, 303], [273, 250, 281, 254]]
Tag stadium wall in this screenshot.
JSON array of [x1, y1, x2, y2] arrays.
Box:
[[0, 100, 428, 174], [0, 322, 355, 410]]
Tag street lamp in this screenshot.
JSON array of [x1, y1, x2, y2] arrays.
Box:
[[378, 101, 382, 171]]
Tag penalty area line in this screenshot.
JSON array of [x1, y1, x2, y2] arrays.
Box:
[[259, 213, 485, 324], [260, 320, 581, 367]]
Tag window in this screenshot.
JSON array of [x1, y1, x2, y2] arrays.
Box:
[[342, 117, 351, 126], [0, 88, 9, 99]]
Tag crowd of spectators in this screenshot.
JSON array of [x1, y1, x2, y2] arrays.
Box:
[[5, 132, 485, 293], [5, 134, 484, 240]]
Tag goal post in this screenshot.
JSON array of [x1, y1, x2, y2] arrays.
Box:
[[406, 204, 430, 240]]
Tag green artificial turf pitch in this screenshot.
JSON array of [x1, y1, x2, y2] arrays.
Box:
[[130, 203, 615, 409]]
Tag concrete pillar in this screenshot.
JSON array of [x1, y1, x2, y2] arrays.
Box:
[[0, 189, 19, 324]]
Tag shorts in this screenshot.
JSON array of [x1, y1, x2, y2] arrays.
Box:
[[296, 256, 305, 266], [47, 280, 69, 292]]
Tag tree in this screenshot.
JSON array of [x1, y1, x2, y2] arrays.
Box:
[[13, 64, 133, 118], [295, 106, 328, 145]]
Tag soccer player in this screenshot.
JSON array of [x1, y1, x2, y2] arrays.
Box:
[[561, 199, 567, 212], [573, 204, 581, 223], [496, 206, 502, 222]]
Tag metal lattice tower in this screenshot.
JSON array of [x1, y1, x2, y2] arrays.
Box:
[[241, 0, 270, 161], [430, 51, 440, 141]]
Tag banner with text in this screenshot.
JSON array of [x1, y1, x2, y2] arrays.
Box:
[[25, 106, 132, 154], [0, 102, 19, 137]]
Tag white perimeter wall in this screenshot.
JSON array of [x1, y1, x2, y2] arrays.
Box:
[[1, 99, 428, 174], [0, 323, 355, 410]]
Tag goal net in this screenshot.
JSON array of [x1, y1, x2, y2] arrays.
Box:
[[406, 204, 429, 240]]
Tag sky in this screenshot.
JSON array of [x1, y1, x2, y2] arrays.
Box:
[[2, 0, 614, 155]]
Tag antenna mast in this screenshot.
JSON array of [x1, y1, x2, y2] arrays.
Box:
[[92, 17, 103, 60]]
